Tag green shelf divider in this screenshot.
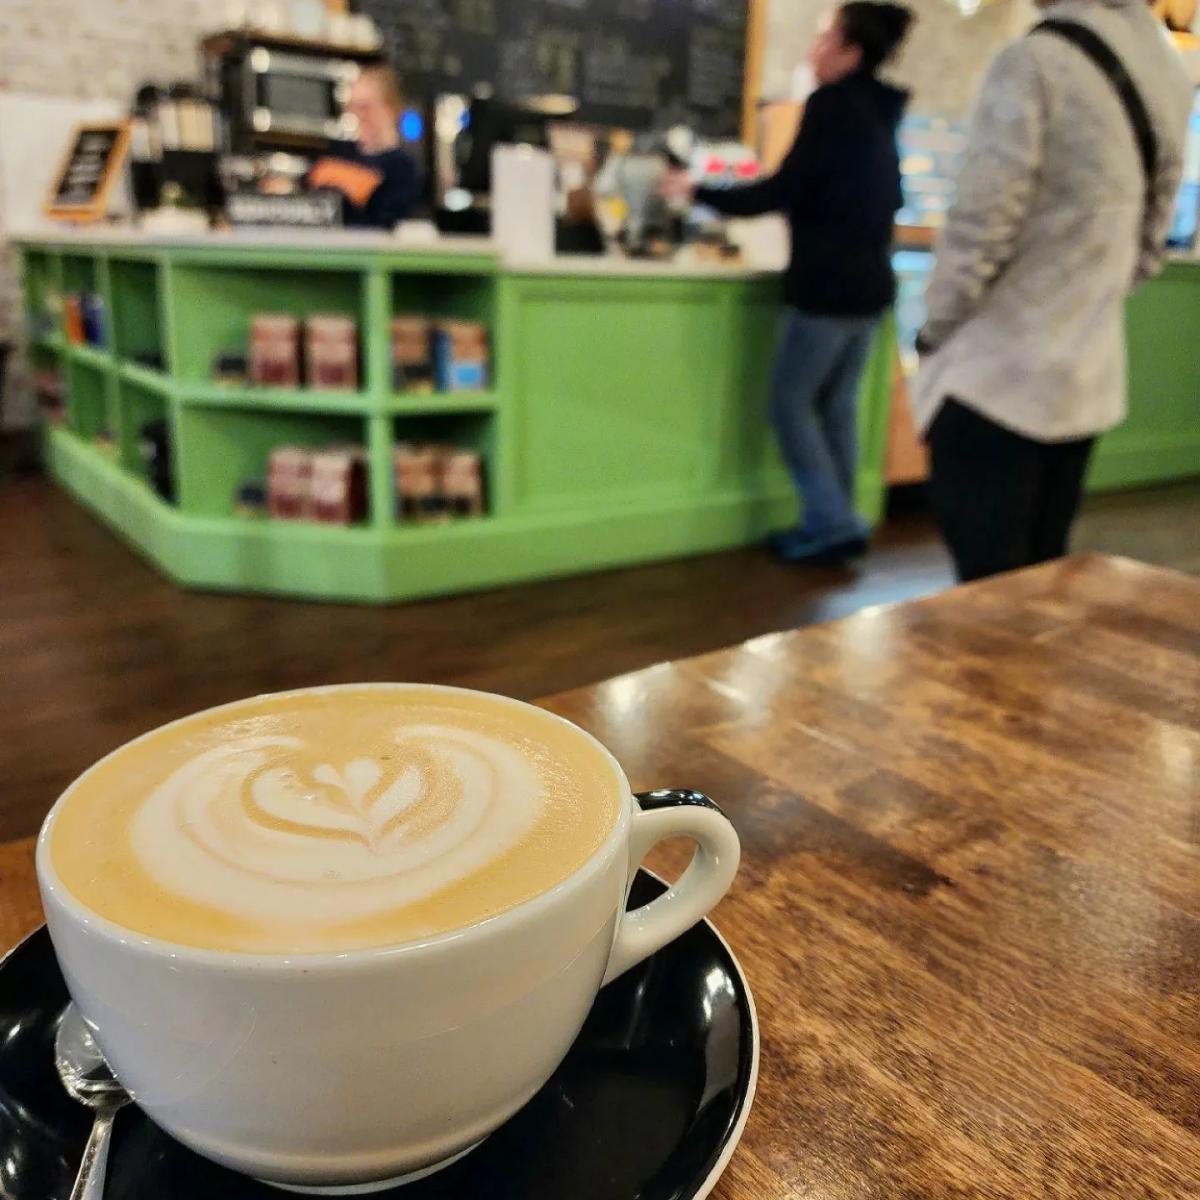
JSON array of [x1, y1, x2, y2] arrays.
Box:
[[65, 342, 113, 371], [384, 391, 499, 414], [117, 361, 174, 395], [178, 383, 376, 415]]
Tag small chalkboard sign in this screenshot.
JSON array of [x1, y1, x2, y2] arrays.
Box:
[[45, 122, 131, 222]]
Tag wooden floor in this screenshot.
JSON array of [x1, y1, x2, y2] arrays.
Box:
[[1, 472, 1197, 844]]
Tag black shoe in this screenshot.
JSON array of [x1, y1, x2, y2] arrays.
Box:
[[770, 532, 869, 566], [829, 535, 869, 560]]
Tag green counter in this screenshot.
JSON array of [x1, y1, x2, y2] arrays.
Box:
[[19, 233, 1195, 603], [16, 233, 894, 603], [1091, 258, 1200, 490]]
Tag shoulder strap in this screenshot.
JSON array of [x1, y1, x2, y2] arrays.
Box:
[[1033, 19, 1158, 202]]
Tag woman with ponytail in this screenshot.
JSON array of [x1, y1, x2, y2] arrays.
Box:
[[667, 3, 914, 565]]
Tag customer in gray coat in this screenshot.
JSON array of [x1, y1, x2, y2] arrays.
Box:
[[913, 0, 1192, 582]]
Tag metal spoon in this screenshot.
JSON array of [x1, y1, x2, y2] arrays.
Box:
[[55, 1005, 131, 1200]]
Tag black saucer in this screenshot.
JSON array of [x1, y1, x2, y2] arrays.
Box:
[[0, 872, 757, 1200]]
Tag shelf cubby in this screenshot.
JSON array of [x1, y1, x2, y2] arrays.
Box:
[[28, 343, 66, 427], [19, 249, 60, 341], [390, 272, 495, 326], [392, 411, 496, 522], [168, 264, 367, 386], [390, 271, 496, 396], [109, 258, 165, 370], [392, 411, 495, 454], [176, 405, 368, 521], [61, 253, 101, 298], [28, 342, 61, 377], [64, 359, 113, 443], [117, 378, 171, 486]]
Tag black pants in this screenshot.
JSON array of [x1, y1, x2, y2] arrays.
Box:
[[926, 398, 1096, 583]]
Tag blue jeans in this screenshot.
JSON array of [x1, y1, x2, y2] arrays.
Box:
[[770, 309, 878, 549]]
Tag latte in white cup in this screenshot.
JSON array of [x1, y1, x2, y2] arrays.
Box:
[[48, 685, 622, 955], [38, 684, 740, 1193]]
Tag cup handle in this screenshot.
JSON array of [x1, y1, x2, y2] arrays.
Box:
[[602, 789, 741, 987]]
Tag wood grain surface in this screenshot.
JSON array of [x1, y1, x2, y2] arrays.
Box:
[[539, 555, 1200, 1198], [0, 474, 951, 846], [3, 553, 1198, 1196]]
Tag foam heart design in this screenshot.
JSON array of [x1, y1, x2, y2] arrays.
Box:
[[129, 726, 545, 927], [249, 759, 424, 850]]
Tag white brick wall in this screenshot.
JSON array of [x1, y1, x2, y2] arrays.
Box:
[[0, 0, 212, 426], [0, 0, 210, 102]]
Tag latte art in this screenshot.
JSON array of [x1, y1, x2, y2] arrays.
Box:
[[132, 725, 544, 926], [49, 687, 623, 953]]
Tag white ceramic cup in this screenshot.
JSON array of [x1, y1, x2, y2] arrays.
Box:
[[36, 686, 741, 1194]]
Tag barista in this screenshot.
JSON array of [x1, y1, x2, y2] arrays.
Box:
[[308, 65, 421, 228]]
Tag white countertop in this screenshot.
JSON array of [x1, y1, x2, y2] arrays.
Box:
[[13, 221, 1198, 278], [504, 254, 777, 280], [8, 222, 779, 279], [8, 224, 499, 257]]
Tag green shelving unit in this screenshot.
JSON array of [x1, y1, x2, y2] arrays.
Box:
[[18, 235, 899, 603], [1090, 259, 1200, 490]]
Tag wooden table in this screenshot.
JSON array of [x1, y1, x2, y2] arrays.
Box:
[[4, 554, 1199, 1195], [540, 555, 1200, 1198]]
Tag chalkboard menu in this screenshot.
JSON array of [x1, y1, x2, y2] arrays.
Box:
[[46, 122, 131, 220], [358, 0, 747, 137]]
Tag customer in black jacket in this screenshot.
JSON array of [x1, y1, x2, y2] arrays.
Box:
[[669, 3, 912, 564]]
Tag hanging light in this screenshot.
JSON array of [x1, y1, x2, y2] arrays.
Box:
[[953, 0, 1005, 17]]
